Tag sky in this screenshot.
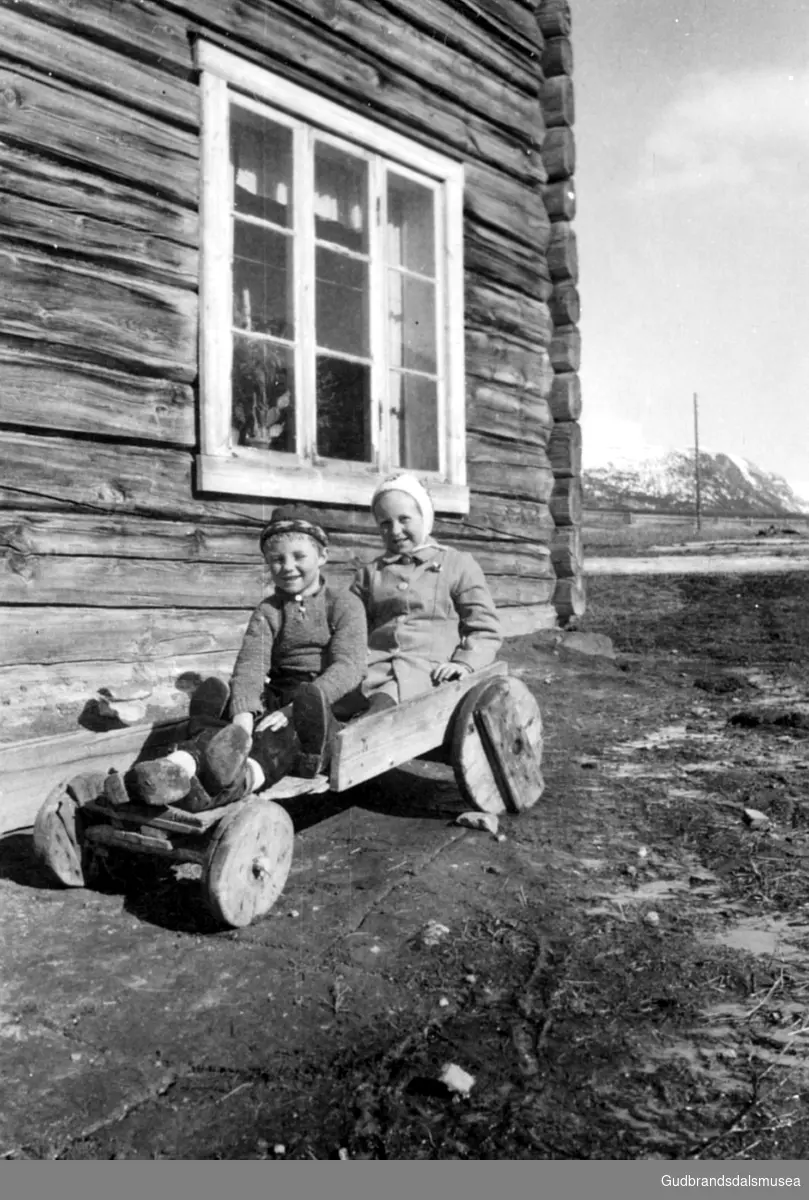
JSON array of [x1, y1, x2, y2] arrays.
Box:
[[573, 0, 809, 498]]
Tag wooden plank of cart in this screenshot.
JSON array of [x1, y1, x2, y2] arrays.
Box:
[[33, 663, 543, 929]]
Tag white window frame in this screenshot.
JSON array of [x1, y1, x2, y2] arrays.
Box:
[[195, 40, 468, 513]]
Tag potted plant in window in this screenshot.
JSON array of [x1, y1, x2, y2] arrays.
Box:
[[232, 338, 291, 451]]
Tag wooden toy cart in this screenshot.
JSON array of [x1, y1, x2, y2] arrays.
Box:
[[32, 663, 543, 929]]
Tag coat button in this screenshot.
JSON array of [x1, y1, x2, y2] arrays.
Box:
[[398, 582, 408, 591]]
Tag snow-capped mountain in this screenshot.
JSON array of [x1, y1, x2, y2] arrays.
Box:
[[582, 450, 809, 515]]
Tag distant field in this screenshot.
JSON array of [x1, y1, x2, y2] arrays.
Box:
[[583, 508, 809, 553]]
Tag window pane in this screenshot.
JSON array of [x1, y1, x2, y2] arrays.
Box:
[[390, 372, 439, 472], [233, 223, 293, 339], [388, 271, 436, 374], [314, 142, 368, 253], [316, 248, 368, 357], [387, 173, 435, 276], [316, 356, 371, 462], [232, 337, 295, 454], [231, 105, 292, 227]]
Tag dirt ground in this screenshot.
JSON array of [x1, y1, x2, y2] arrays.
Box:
[[3, 570, 809, 1160]]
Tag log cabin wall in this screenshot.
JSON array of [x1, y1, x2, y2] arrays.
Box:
[[0, 0, 582, 751], [537, 0, 585, 623]]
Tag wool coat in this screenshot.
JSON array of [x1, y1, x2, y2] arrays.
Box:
[[351, 541, 502, 703]]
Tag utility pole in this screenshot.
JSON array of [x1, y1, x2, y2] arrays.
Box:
[[693, 391, 702, 531]]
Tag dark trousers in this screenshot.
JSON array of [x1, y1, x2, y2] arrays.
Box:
[[181, 677, 342, 787]]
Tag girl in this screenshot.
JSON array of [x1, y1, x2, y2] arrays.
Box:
[[348, 474, 502, 715]]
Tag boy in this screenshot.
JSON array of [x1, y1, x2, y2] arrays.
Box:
[[119, 505, 367, 810]]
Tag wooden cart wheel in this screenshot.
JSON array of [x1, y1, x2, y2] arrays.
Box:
[[32, 771, 107, 887], [450, 676, 544, 815], [203, 798, 294, 928]]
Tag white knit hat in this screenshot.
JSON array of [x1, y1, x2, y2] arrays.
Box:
[[371, 473, 435, 539]]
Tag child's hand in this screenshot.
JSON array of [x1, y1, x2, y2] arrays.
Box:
[[255, 710, 289, 733], [431, 662, 469, 685], [231, 711, 255, 736]]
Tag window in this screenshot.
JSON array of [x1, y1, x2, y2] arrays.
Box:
[[195, 41, 468, 512]]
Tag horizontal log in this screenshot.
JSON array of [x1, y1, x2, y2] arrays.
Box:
[[0, 654, 236, 747], [489, 575, 556, 606], [450, 496, 555, 545], [550, 324, 582, 373], [0, 176, 198, 289], [540, 74, 575, 128], [0, 606, 247, 668], [541, 36, 573, 79], [467, 384, 553, 447], [549, 280, 580, 327], [0, 61, 198, 208], [543, 178, 576, 222], [454, 545, 553, 582], [467, 435, 554, 503], [0, 139, 198, 249], [548, 421, 582, 478], [536, 0, 571, 39], [465, 164, 550, 247], [1, 6, 194, 127], [547, 220, 579, 282], [0, 431, 202, 520], [465, 222, 552, 300], [497, 601, 557, 637], [467, 330, 554, 397], [548, 371, 582, 421], [453, 0, 544, 57], [1, 553, 273, 608], [550, 526, 582, 578], [249, 0, 545, 136], [1, 247, 197, 381], [541, 126, 576, 182], [0, 511, 259, 564], [0, 718, 189, 832], [466, 282, 553, 348], [549, 476, 582, 527], [0, 345, 195, 445], [554, 575, 586, 623], [364, 0, 542, 91], [0, 552, 554, 613]]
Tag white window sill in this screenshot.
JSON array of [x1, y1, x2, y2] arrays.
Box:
[[196, 454, 470, 514]]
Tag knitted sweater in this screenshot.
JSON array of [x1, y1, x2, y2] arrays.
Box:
[[228, 583, 367, 717]]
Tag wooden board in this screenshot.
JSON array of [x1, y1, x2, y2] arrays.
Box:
[[261, 774, 331, 801], [329, 661, 508, 792], [451, 677, 544, 813], [31, 779, 85, 886], [0, 719, 186, 834], [84, 821, 207, 864], [474, 679, 544, 812], [203, 799, 295, 928], [449, 680, 508, 815], [83, 800, 222, 834]]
